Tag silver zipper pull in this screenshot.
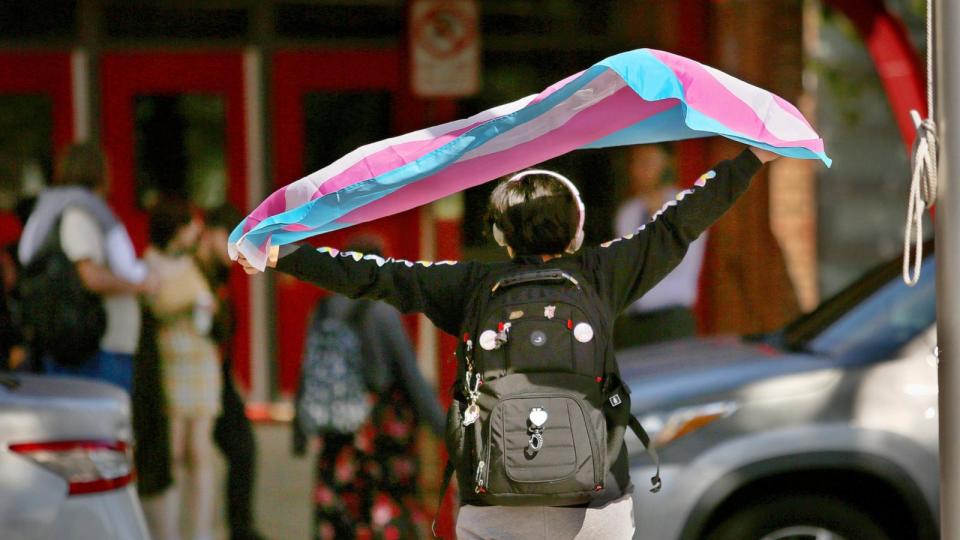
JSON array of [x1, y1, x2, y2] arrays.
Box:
[[475, 460, 486, 492], [465, 339, 475, 373]]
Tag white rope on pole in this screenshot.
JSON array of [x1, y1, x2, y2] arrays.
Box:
[[903, 0, 938, 286]]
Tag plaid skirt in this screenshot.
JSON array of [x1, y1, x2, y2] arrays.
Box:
[[157, 319, 222, 418]]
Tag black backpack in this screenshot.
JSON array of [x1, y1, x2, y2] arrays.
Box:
[[440, 268, 660, 511], [294, 299, 373, 436], [18, 217, 106, 367]]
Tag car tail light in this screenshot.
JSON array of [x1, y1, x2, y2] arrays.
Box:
[[9, 440, 135, 495]]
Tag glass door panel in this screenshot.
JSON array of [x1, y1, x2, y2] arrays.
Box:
[[133, 94, 227, 210], [0, 95, 53, 207]]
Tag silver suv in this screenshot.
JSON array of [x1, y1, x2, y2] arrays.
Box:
[[623, 251, 938, 540]]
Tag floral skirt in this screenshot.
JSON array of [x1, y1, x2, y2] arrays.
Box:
[[312, 386, 429, 540]]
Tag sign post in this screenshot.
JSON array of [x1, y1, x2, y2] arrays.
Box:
[[409, 0, 480, 98], [936, 1, 960, 538]]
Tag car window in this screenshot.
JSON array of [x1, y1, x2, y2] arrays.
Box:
[[781, 244, 933, 351], [807, 258, 936, 363]]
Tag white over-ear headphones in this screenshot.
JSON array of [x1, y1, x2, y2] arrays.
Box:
[[491, 169, 585, 254]]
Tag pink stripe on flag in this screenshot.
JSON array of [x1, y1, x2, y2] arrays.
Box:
[[311, 125, 478, 199], [649, 51, 825, 153], [340, 90, 679, 224], [282, 223, 314, 232], [528, 70, 586, 106], [243, 186, 290, 233]]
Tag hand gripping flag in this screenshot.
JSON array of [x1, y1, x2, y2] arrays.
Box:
[[230, 48, 830, 269]]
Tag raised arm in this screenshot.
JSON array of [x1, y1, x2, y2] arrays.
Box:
[[586, 147, 771, 314], [240, 245, 480, 336]]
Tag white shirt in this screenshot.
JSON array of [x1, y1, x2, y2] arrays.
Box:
[[60, 208, 142, 354], [615, 189, 707, 315]]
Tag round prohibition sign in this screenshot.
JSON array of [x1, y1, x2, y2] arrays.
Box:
[[413, 3, 478, 59]]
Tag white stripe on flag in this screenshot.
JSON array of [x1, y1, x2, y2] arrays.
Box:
[[458, 70, 628, 163], [701, 64, 819, 142]]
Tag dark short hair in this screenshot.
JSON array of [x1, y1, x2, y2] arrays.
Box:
[[149, 198, 194, 249], [486, 173, 579, 256], [204, 203, 242, 231], [54, 143, 106, 190]]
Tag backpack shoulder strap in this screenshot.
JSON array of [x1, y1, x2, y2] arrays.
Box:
[[628, 414, 662, 493], [26, 214, 67, 268]]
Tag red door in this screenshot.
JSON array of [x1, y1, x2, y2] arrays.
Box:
[[271, 49, 426, 396], [0, 51, 73, 151], [0, 51, 74, 242], [99, 51, 252, 388]]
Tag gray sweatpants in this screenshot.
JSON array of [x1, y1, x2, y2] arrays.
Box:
[[455, 492, 635, 540]]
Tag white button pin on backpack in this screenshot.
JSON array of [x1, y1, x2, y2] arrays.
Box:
[[529, 407, 548, 427], [573, 322, 594, 343], [528, 408, 548, 453], [479, 330, 498, 350]]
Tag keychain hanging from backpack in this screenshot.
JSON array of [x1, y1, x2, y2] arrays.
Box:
[[462, 339, 482, 427], [463, 372, 482, 427], [527, 407, 548, 453]]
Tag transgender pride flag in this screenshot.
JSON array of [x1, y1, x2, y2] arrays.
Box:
[[230, 48, 830, 269]]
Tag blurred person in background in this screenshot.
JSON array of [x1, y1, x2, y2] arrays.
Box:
[[0, 153, 26, 371], [0, 152, 23, 249], [133, 289, 175, 526], [613, 144, 707, 349], [17, 142, 155, 390], [196, 203, 266, 540], [0, 243, 25, 371], [292, 235, 445, 540], [144, 199, 221, 540]]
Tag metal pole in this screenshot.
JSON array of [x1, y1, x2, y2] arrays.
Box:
[[936, 1, 960, 538]]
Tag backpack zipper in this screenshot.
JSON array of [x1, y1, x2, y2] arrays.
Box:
[[469, 373, 487, 493], [474, 460, 486, 493]]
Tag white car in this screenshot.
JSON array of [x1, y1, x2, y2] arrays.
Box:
[[0, 373, 150, 540]]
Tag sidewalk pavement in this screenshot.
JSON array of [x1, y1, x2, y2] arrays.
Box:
[[189, 420, 442, 539]]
